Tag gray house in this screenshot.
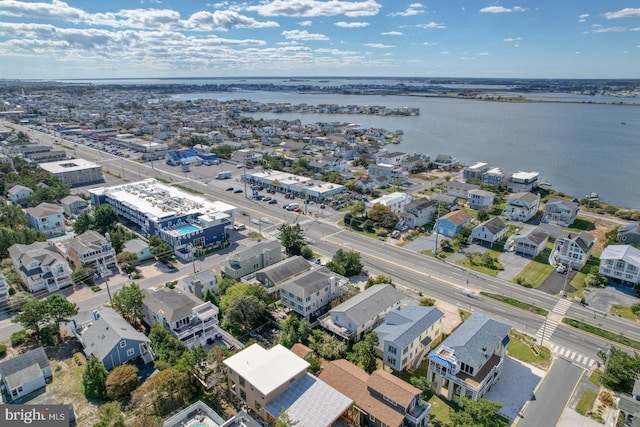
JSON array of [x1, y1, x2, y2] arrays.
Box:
[[222, 239, 282, 280], [0, 347, 52, 403], [255, 256, 312, 290], [509, 227, 550, 258], [470, 217, 508, 247], [541, 198, 579, 227], [6, 184, 33, 207], [60, 195, 89, 218], [320, 284, 402, 342], [121, 238, 154, 262], [279, 267, 349, 319], [618, 222, 640, 245], [401, 199, 437, 229], [178, 269, 218, 298], [74, 307, 154, 370]]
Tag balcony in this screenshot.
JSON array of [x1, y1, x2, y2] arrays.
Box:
[[404, 399, 431, 426], [430, 355, 504, 396]]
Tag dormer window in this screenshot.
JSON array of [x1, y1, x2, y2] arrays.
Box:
[[120, 340, 126, 347]]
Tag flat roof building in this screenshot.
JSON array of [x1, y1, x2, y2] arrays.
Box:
[[39, 158, 103, 187], [242, 170, 345, 201]]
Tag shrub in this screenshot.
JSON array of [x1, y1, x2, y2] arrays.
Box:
[[420, 297, 436, 306], [91, 285, 101, 292], [0, 344, 6, 358], [11, 330, 27, 347]]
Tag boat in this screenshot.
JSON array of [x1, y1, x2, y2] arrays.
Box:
[[621, 122, 626, 125], [539, 180, 552, 187], [585, 192, 600, 201]]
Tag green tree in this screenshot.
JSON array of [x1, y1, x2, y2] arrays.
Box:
[[106, 365, 139, 401], [149, 235, 174, 263], [599, 347, 640, 393], [367, 204, 399, 230], [219, 283, 269, 312], [350, 201, 366, 217], [449, 397, 506, 427], [9, 291, 34, 313], [278, 223, 306, 256], [73, 211, 93, 234], [149, 322, 188, 365], [83, 355, 108, 400], [222, 295, 268, 335], [348, 332, 379, 374], [110, 283, 143, 326], [409, 376, 432, 399], [325, 249, 363, 277], [477, 209, 490, 222], [365, 275, 393, 289], [203, 288, 219, 306], [12, 299, 46, 343], [45, 294, 78, 336], [300, 245, 313, 259], [94, 204, 119, 234], [95, 401, 125, 427], [72, 265, 96, 286], [218, 277, 237, 296], [130, 368, 196, 417]]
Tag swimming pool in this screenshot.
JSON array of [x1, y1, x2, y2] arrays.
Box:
[[175, 224, 199, 235]]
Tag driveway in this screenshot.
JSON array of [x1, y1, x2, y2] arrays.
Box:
[[538, 270, 577, 295], [404, 235, 439, 252], [584, 283, 640, 312], [497, 252, 532, 281]]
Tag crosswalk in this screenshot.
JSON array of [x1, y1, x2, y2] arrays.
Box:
[[552, 298, 572, 315], [535, 319, 558, 343], [549, 343, 598, 368]]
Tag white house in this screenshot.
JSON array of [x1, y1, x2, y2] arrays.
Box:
[[467, 189, 495, 211], [8, 242, 73, 293], [510, 227, 550, 258], [470, 217, 508, 247], [503, 192, 540, 222], [0, 347, 52, 402], [367, 192, 413, 216], [6, 184, 33, 207], [26, 202, 65, 237], [541, 198, 580, 227], [507, 171, 539, 193], [401, 199, 437, 229], [279, 267, 349, 319], [552, 230, 596, 270], [599, 245, 640, 287]]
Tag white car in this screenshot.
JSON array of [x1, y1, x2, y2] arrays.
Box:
[[233, 223, 245, 231]]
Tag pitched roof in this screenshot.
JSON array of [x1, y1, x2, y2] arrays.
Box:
[[60, 195, 86, 205], [556, 230, 596, 253], [374, 305, 443, 350], [477, 217, 507, 235], [434, 313, 511, 369], [256, 256, 311, 285], [0, 347, 50, 387], [7, 184, 32, 196], [439, 210, 473, 226], [67, 230, 107, 254], [507, 192, 539, 205], [330, 284, 402, 329], [279, 267, 345, 297], [545, 198, 579, 211], [142, 287, 202, 324], [600, 245, 640, 267], [26, 202, 61, 218], [319, 359, 418, 426], [515, 226, 550, 245], [80, 307, 150, 362], [405, 199, 436, 211], [290, 343, 314, 360], [121, 238, 149, 253]]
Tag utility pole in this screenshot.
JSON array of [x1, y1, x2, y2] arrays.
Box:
[[434, 202, 441, 258], [562, 264, 571, 296], [540, 316, 548, 345], [188, 243, 196, 274], [243, 165, 247, 197]]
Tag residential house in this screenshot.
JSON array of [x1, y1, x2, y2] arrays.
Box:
[[470, 217, 508, 247], [430, 193, 458, 211], [510, 227, 550, 258], [60, 195, 89, 218], [374, 306, 444, 372], [222, 239, 282, 281], [435, 210, 474, 238], [401, 199, 437, 229], [503, 192, 540, 222], [354, 176, 377, 192], [178, 269, 217, 299], [468, 189, 495, 211], [26, 202, 65, 237], [368, 163, 408, 183], [541, 198, 580, 227], [255, 256, 312, 290], [319, 284, 402, 342], [599, 245, 640, 287], [290, 343, 314, 361], [463, 162, 490, 182], [163, 400, 261, 427], [73, 307, 154, 370], [6, 184, 33, 207], [121, 238, 154, 262], [432, 154, 459, 170], [0, 272, 8, 304], [552, 230, 596, 270], [142, 287, 220, 349], [481, 167, 504, 186], [308, 155, 348, 173], [618, 222, 640, 245], [442, 182, 480, 199], [507, 171, 539, 193], [65, 230, 117, 271], [279, 267, 349, 319], [427, 313, 511, 401], [319, 359, 431, 427], [367, 192, 413, 216], [401, 153, 429, 173], [376, 151, 406, 166], [0, 347, 52, 403], [224, 344, 353, 426], [8, 242, 73, 293]]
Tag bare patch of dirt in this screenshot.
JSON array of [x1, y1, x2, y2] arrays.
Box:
[[588, 218, 618, 253]]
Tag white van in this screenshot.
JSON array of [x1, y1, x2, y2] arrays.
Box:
[[286, 203, 300, 211]]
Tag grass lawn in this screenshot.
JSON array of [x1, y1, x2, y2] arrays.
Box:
[[589, 369, 602, 385], [508, 331, 551, 370], [576, 391, 597, 416], [567, 271, 588, 298], [480, 292, 549, 316], [563, 318, 640, 350], [428, 394, 457, 427], [513, 246, 554, 288], [455, 259, 500, 277], [610, 305, 639, 320], [568, 217, 597, 232]]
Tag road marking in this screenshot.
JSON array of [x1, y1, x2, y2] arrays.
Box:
[[570, 352, 577, 360], [576, 354, 583, 363]]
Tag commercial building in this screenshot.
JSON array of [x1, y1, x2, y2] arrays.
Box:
[[242, 170, 345, 201], [39, 158, 103, 187], [89, 179, 234, 256]]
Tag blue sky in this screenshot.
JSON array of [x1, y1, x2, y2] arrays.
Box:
[[0, 0, 638, 79]]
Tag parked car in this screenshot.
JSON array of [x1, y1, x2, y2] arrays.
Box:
[[293, 207, 302, 213], [233, 223, 245, 231], [320, 204, 326, 209], [234, 189, 243, 193], [263, 197, 272, 202], [268, 199, 278, 205], [226, 187, 234, 191]]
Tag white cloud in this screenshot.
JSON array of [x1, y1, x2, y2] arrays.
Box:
[[579, 13, 589, 19], [416, 21, 446, 29], [389, 3, 425, 17], [604, 8, 640, 19], [479, 6, 526, 14], [631, 27, 640, 31], [246, 0, 381, 18], [503, 37, 522, 42], [363, 43, 395, 48], [335, 21, 369, 28], [281, 29, 328, 40], [575, 51, 580, 55], [585, 25, 626, 33], [381, 31, 403, 36], [298, 20, 312, 26], [478, 52, 489, 56], [420, 41, 436, 45], [439, 51, 450, 54]]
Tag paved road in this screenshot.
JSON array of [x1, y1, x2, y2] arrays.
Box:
[[516, 358, 584, 427]]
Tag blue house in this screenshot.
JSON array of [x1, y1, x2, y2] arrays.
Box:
[[121, 238, 154, 262], [435, 210, 474, 238], [73, 307, 154, 370]]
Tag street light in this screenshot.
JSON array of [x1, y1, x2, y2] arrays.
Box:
[[187, 243, 196, 274]]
